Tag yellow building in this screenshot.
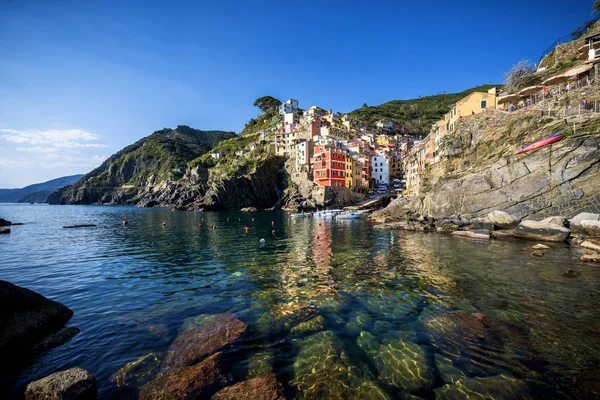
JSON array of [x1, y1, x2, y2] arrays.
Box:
[[445, 87, 498, 132], [345, 157, 363, 189]]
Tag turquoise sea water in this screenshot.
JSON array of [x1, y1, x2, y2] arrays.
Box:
[[0, 204, 599, 399]]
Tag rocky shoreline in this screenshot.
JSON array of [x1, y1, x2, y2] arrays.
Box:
[[371, 199, 600, 264]]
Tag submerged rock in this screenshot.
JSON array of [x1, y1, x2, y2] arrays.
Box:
[[139, 352, 228, 400], [25, 368, 97, 400], [434, 354, 466, 384], [360, 332, 433, 392], [570, 367, 600, 399], [212, 373, 285, 400], [293, 331, 389, 399], [110, 353, 163, 389], [0, 280, 73, 357], [513, 220, 570, 242], [246, 350, 274, 379], [487, 210, 519, 229], [570, 212, 600, 233], [581, 220, 600, 237], [434, 374, 531, 399], [163, 314, 246, 371], [491, 229, 514, 240], [30, 327, 80, 353], [531, 250, 544, 257], [561, 269, 578, 278], [290, 315, 325, 335]]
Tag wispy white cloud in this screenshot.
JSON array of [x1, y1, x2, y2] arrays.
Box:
[[0, 128, 107, 149], [38, 154, 106, 169]]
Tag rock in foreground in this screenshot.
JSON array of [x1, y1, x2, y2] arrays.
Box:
[[163, 314, 246, 371], [0, 280, 73, 357], [110, 353, 163, 389], [139, 352, 228, 400], [0, 227, 10, 234], [570, 212, 600, 233], [451, 230, 490, 240], [25, 368, 97, 400], [0, 218, 11, 226], [581, 220, 600, 237], [513, 220, 570, 242], [212, 373, 285, 400], [487, 210, 519, 229]]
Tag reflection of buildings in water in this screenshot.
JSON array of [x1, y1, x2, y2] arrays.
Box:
[[311, 222, 338, 297]]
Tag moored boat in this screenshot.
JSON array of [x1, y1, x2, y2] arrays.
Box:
[[314, 209, 342, 217], [335, 211, 362, 219]]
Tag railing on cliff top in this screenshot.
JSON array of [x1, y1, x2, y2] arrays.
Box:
[[538, 34, 575, 65]]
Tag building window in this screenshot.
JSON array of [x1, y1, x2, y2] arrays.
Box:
[[480, 100, 487, 109]]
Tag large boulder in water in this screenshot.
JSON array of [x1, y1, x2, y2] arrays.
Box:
[[212, 373, 285, 400], [0, 280, 73, 357], [570, 212, 600, 233], [487, 210, 519, 229], [110, 353, 164, 389], [434, 374, 532, 399], [581, 220, 600, 237], [139, 352, 228, 400], [0, 218, 11, 227], [24, 368, 97, 400], [162, 314, 246, 371], [0, 227, 10, 234], [513, 220, 570, 242]]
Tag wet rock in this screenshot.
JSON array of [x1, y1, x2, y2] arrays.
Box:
[[570, 212, 600, 233], [581, 240, 600, 252], [434, 374, 531, 399], [30, 327, 80, 353], [290, 315, 325, 335], [540, 216, 567, 227], [63, 224, 97, 229], [110, 353, 163, 389], [513, 220, 570, 242], [163, 314, 246, 371], [531, 250, 544, 257], [0, 280, 73, 357], [451, 230, 490, 240], [581, 220, 600, 237], [293, 331, 389, 399], [580, 253, 600, 263], [434, 354, 466, 384], [357, 331, 433, 392], [561, 269, 578, 278], [491, 229, 514, 240], [469, 217, 494, 231], [212, 373, 285, 400], [532, 243, 550, 249], [0, 218, 11, 226], [487, 210, 519, 229], [0, 227, 10, 234], [24, 368, 97, 400], [139, 352, 228, 400], [247, 350, 274, 379]]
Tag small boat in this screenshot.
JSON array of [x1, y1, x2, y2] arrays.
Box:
[[314, 209, 342, 217], [335, 211, 362, 220], [290, 213, 308, 219], [516, 133, 564, 155]]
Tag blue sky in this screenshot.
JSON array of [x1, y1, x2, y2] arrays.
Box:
[[0, 0, 594, 187]]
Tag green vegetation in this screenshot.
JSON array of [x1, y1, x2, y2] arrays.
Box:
[[82, 125, 235, 188], [347, 84, 501, 135], [253, 96, 282, 113]]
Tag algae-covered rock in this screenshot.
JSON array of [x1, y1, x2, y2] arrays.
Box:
[[434, 354, 466, 384], [293, 331, 389, 399], [290, 315, 325, 335], [139, 352, 228, 400], [25, 368, 97, 400], [434, 374, 532, 399], [371, 337, 433, 392], [30, 327, 79, 353], [211, 373, 285, 400], [110, 353, 163, 389], [246, 350, 274, 379], [163, 314, 246, 371]]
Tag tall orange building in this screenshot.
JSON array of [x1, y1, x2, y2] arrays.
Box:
[[313, 145, 346, 187]]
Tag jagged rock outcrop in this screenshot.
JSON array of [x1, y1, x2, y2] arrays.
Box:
[[25, 368, 97, 400], [403, 113, 600, 220]]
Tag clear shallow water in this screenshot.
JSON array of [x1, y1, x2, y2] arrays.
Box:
[[0, 204, 599, 399]]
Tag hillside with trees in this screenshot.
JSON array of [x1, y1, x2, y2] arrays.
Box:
[[347, 85, 501, 136]]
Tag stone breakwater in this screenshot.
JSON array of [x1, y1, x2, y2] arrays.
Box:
[[371, 207, 600, 264]]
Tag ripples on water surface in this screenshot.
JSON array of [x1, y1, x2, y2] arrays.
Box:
[[0, 204, 599, 399]]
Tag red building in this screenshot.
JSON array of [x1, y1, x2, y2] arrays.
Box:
[[313, 145, 346, 187]]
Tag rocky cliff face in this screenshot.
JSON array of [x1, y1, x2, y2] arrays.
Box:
[[400, 112, 600, 220], [51, 155, 288, 210]]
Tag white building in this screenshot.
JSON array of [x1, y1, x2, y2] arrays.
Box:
[[371, 155, 389, 185], [279, 99, 299, 115]]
